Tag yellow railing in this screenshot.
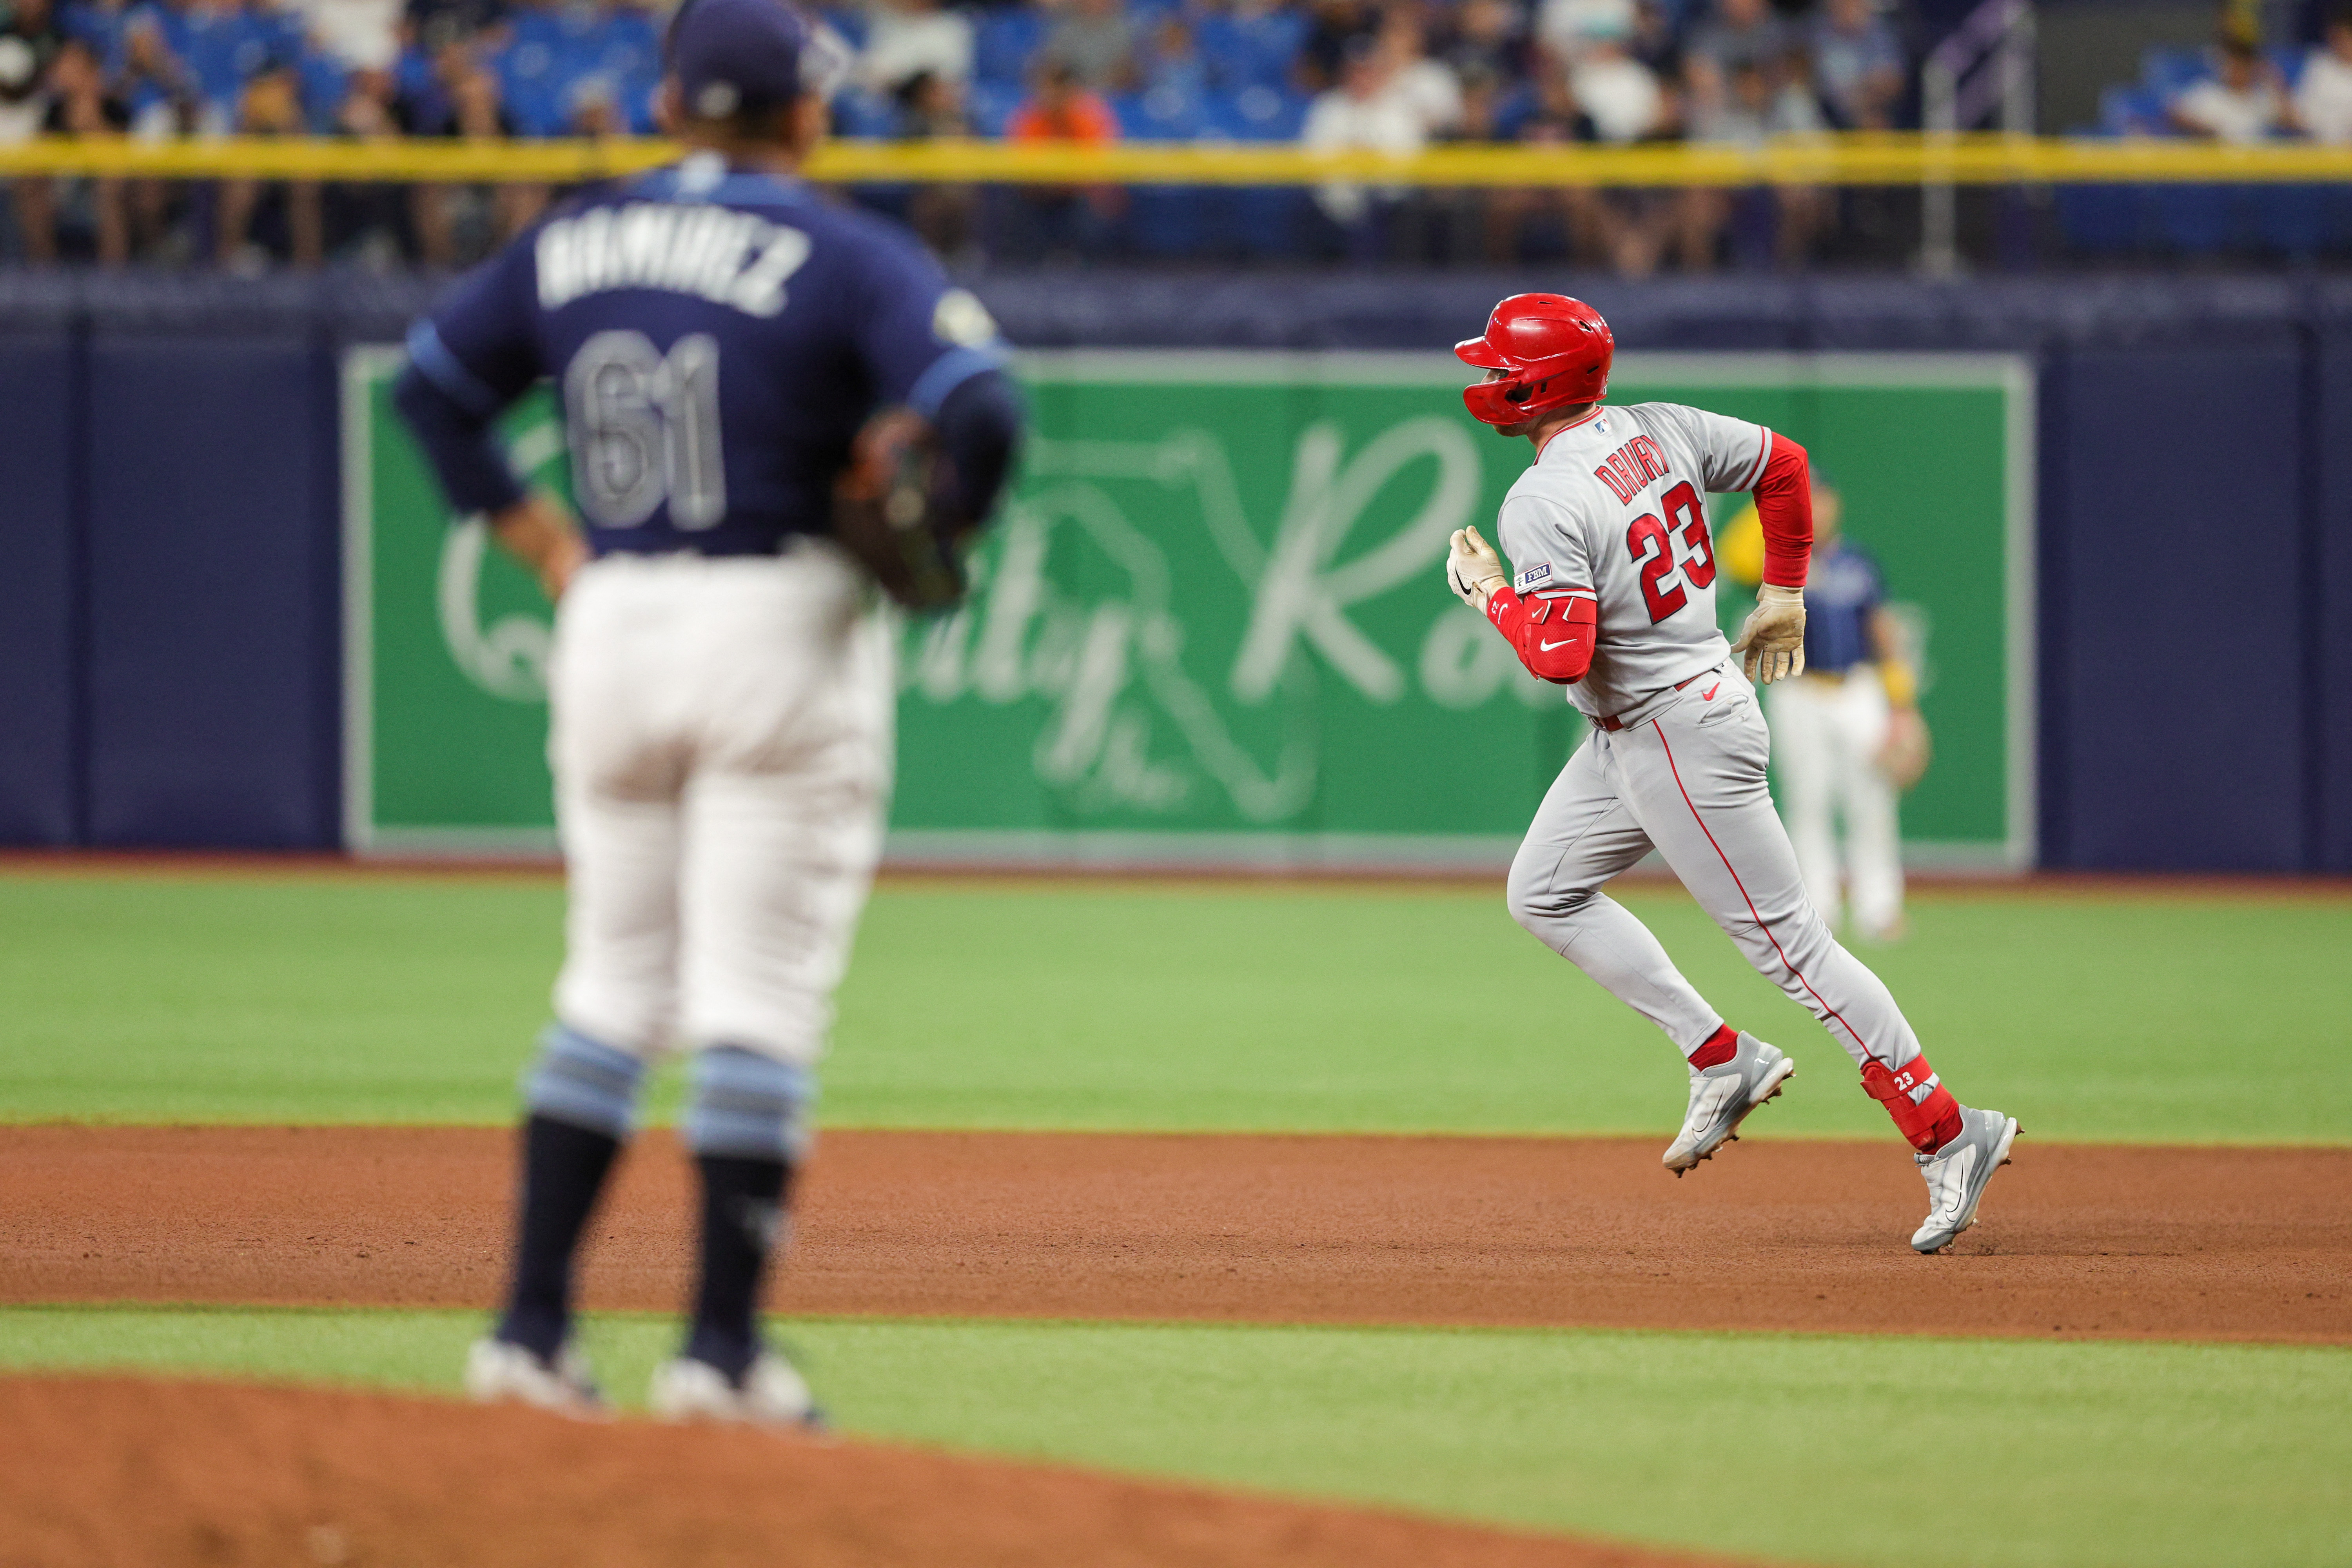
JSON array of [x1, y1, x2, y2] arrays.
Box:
[[0, 132, 2348, 186]]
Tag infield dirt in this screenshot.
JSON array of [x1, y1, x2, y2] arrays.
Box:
[[5, 1126, 2345, 1341], [0, 1374, 1753, 1568]]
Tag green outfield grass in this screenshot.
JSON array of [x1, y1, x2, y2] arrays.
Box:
[[2, 871, 2347, 1141], [4, 1305, 2346, 1568], [4, 869, 2352, 1142]]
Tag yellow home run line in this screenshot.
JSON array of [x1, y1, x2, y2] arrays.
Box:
[[0, 132, 2348, 186]]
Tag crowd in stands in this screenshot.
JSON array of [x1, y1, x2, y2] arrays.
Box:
[[0, 0, 2347, 269], [2150, 5, 2352, 145]]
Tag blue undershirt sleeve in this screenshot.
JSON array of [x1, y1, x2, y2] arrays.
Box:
[[930, 367, 1024, 538]]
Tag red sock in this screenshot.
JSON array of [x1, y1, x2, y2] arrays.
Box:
[[1687, 1025, 1739, 1071]]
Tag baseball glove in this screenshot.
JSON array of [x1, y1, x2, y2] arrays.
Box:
[[832, 407, 967, 611], [1877, 708, 1933, 792]]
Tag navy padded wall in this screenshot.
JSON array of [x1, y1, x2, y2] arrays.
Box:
[[2319, 327, 2352, 871], [84, 334, 339, 847], [2050, 347, 2307, 869], [0, 330, 78, 844]]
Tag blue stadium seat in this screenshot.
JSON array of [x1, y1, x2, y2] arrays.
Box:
[[973, 9, 1048, 88], [2140, 46, 2209, 97], [817, 5, 869, 51], [167, 5, 280, 121], [1115, 85, 1207, 140], [966, 79, 1021, 137], [298, 52, 348, 132], [830, 87, 898, 139], [494, 35, 567, 137], [2098, 84, 2166, 136], [1195, 7, 1305, 93], [1210, 83, 1307, 141]]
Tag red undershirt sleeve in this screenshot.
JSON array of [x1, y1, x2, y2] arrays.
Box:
[[1753, 431, 1814, 589], [1485, 587, 1597, 683]]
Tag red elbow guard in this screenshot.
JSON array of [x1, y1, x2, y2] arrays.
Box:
[[1862, 1054, 1964, 1154], [1754, 431, 1814, 589], [1486, 586, 1596, 684]]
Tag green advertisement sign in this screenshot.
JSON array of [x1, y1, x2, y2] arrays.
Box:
[[344, 348, 2033, 868]]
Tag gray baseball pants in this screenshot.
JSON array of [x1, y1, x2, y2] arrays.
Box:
[[1506, 660, 1925, 1075]]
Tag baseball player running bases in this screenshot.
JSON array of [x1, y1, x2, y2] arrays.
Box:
[[1446, 293, 2015, 1252], [394, 0, 1023, 1421]]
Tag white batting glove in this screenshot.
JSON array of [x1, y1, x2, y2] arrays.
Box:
[[1731, 584, 1808, 684], [1446, 525, 1508, 612]]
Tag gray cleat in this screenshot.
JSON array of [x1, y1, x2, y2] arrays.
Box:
[[1911, 1106, 2020, 1253], [1662, 1032, 1795, 1175], [464, 1336, 606, 1418], [651, 1352, 824, 1431]]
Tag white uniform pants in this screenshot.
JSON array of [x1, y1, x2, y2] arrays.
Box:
[[1765, 671, 1904, 940], [1506, 662, 1923, 1076], [547, 547, 895, 1070]]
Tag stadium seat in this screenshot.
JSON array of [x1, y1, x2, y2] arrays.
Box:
[[817, 5, 869, 51], [2140, 46, 2210, 97], [1211, 84, 1307, 141], [1115, 85, 1207, 141], [966, 79, 1021, 138], [830, 87, 898, 139], [298, 53, 348, 133], [1195, 8, 1306, 93], [2097, 84, 2165, 136], [973, 9, 1049, 88]]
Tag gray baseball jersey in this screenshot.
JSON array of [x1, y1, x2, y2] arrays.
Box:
[[1494, 402, 1773, 720]]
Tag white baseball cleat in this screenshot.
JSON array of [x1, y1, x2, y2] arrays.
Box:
[[650, 1352, 822, 1431], [464, 1336, 606, 1418], [1663, 1032, 1795, 1175], [1911, 1107, 2021, 1253]]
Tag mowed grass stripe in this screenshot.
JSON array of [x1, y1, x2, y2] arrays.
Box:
[[2, 1305, 2346, 1568], [1, 872, 2346, 1142]]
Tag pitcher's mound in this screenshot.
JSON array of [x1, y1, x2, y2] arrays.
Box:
[[0, 1375, 1741, 1568]]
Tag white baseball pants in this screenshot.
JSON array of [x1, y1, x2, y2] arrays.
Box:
[[1506, 661, 1924, 1075], [546, 546, 895, 1071], [1766, 671, 1904, 941]]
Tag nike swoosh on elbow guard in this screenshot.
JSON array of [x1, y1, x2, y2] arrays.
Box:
[[1538, 638, 1581, 652]]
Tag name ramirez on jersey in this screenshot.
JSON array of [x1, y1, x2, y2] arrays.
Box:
[[535, 203, 814, 318]]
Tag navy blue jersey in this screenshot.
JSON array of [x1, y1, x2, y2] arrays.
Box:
[[1801, 539, 1883, 675], [405, 151, 1006, 557]]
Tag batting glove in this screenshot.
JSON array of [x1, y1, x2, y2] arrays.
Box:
[[1731, 584, 1808, 684], [1446, 525, 1508, 612]]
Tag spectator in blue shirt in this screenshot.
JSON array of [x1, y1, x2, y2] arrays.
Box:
[[1811, 0, 1901, 130]]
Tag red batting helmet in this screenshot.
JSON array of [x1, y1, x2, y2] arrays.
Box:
[[1455, 294, 1614, 427]]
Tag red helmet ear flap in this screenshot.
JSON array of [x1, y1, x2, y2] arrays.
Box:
[[1462, 377, 1524, 425]]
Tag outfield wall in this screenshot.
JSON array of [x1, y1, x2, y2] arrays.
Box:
[[0, 270, 2345, 872]]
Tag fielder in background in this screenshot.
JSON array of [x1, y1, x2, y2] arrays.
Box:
[[1445, 293, 2013, 1253], [1719, 477, 1931, 942], [392, 0, 1023, 1423]]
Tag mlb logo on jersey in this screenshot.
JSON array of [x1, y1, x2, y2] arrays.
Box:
[[1515, 563, 1552, 592]]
